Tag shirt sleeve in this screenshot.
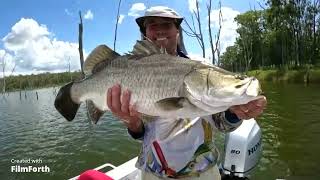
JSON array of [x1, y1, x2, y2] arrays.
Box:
[[209, 110, 243, 133], [127, 124, 145, 140]]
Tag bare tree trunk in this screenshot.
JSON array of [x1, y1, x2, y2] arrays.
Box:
[[78, 11, 85, 78], [207, 0, 222, 65], [216, 40, 221, 66], [215, 1, 222, 65], [248, 41, 253, 72], [2, 62, 5, 93], [207, 0, 214, 63], [113, 0, 122, 51], [311, 0, 318, 64], [281, 36, 285, 67], [9, 64, 16, 77], [195, 0, 205, 58], [241, 37, 252, 72], [0, 63, 17, 93], [183, 0, 206, 58], [68, 57, 72, 81]]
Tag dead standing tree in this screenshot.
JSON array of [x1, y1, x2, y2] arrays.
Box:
[[183, 0, 222, 64], [78, 11, 85, 78], [207, 0, 222, 65], [184, 0, 206, 58], [67, 57, 72, 81], [113, 0, 122, 51], [1, 59, 5, 93], [0, 53, 16, 93]]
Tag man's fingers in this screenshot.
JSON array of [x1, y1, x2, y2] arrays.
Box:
[[246, 102, 258, 112], [105, 84, 143, 132], [106, 88, 113, 110], [258, 97, 267, 108], [229, 96, 267, 120], [120, 118, 130, 124], [239, 105, 249, 113], [111, 84, 121, 112], [121, 90, 131, 114], [235, 110, 248, 119], [251, 96, 267, 108], [247, 109, 263, 119], [230, 106, 246, 119], [129, 104, 140, 118]]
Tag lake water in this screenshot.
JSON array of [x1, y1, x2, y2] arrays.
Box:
[[0, 82, 319, 180]]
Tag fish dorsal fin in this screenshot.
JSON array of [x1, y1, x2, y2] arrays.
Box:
[[84, 45, 120, 75], [128, 39, 166, 59]]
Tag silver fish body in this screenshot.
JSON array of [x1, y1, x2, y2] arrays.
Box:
[[54, 40, 262, 123], [71, 54, 211, 118]]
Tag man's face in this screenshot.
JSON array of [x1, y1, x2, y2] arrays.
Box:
[[144, 17, 179, 55]]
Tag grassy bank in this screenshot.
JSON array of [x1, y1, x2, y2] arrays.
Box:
[[247, 68, 320, 84], [0, 72, 82, 92]]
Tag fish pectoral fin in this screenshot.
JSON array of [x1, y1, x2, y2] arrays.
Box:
[[83, 44, 120, 75], [86, 100, 105, 124], [155, 97, 188, 111], [141, 114, 157, 123]]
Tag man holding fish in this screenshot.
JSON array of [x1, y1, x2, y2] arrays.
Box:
[[54, 5, 267, 180], [106, 6, 267, 180]]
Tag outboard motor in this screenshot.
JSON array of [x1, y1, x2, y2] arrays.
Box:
[[221, 119, 262, 180]]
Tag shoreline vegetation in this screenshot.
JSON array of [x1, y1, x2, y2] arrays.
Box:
[[0, 68, 319, 93], [0, 72, 82, 92], [247, 67, 320, 84]]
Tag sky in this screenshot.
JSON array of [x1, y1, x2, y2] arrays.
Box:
[[0, 0, 264, 77]]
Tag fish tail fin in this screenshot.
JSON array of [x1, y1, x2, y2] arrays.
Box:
[[54, 82, 80, 121], [86, 100, 104, 124]]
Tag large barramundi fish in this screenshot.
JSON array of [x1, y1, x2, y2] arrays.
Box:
[[54, 40, 262, 123]]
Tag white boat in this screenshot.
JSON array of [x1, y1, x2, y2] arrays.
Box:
[[69, 119, 262, 180], [69, 156, 141, 180]]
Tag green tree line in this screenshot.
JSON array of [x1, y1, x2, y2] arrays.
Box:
[[220, 0, 320, 72], [0, 72, 82, 92]]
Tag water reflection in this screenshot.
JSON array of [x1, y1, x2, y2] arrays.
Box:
[[251, 83, 320, 180]]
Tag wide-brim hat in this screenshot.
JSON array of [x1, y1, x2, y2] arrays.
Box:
[[136, 6, 184, 31]]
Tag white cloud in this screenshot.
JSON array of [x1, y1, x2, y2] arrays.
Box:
[[1, 18, 81, 76], [118, 14, 125, 24], [208, 7, 240, 53], [3, 18, 50, 51], [128, 3, 146, 17], [188, 0, 202, 13], [84, 10, 93, 20]]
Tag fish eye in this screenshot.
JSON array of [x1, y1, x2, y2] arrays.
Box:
[[235, 75, 246, 80]]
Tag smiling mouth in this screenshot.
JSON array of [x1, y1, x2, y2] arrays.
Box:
[[156, 37, 168, 41]]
